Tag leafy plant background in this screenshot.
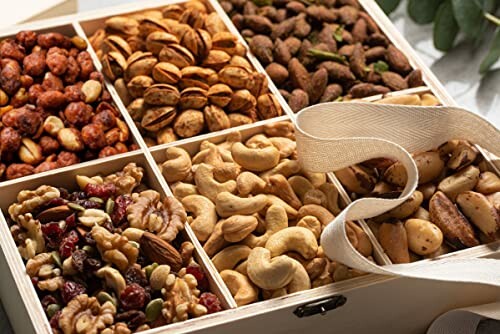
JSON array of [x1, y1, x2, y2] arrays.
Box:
[[376, 0, 500, 74]]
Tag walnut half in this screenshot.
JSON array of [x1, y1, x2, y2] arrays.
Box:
[[59, 294, 116, 334], [91, 225, 138, 272]]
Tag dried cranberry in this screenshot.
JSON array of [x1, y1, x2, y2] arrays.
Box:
[[71, 249, 87, 272], [120, 283, 146, 311], [199, 293, 222, 314], [41, 222, 64, 249], [186, 265, 209, 292], [31, 277, 39, 286], [59, 230, 79, 258], [111, 195, 132, 225], [41, 295, 58, 310], [83, 257, 102, 272], [49, 310, 61, 330], [84, 183, 116, 199], [58, 187, 70, 199], [61, 281, 86, 304], [124, 266, 148, 287], [115, 310, 146, 330], [65, 213, 77, 229]]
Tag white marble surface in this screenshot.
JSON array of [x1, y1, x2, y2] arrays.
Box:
[[0, 1, 499, 333]]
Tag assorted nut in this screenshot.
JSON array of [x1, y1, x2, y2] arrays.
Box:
[[336, 140, 500, 263], [222, 0, 424, 111], [160, 121, 374, 305], [7, 163, 222, 333], [89, 0, 283, 145], [0, 30, 137, 181]]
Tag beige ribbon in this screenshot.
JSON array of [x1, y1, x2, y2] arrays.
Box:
[[295, 103, 500, 286]]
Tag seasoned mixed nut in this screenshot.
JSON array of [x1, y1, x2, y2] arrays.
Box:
[[7, 163, 222, 333], [89, 0, 283, 146], [335, 140, 500, 263], [159, 121, 374, 305], [0, 30, 137, 181], [222, 0, 424, 111]]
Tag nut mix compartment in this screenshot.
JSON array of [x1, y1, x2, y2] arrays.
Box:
[[0, 0, 497, 333]]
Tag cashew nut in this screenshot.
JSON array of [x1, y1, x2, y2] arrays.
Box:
[[247, 247, 297, 290], [213, 163, 242, 182], [217, 131, 242, 151], [264, 174, 302, 209], [215, 192, 269, 217], [304, 257, 328, 280], [171, 182, 198, 199], [245, 134, 273, 148], [288, 176, 315, 202], [203, 221, 229, 257], [161, 147, 192, 183], [220, 270, 258, 306], [287, 259, 311, 293], [235, 260, 248, 276], [260, 159, 301, 179], [243, 205, 288, 248], [221, 215, 258, 242], [296, 216, 322, 239], [96, 266, 126, 295], [232, 142, 280, 172], [269, 137, 296, 159], [264, 195, 298, 219], [302, 171, 327, 188], [302, 189, 327, 207], [237, 172, 266, 196], [265, 227, 318, 260], [195, 163, 237, 202], [182, 195, 217, 242], [297, 204, 335, 227], [212, 245, 252, 272]]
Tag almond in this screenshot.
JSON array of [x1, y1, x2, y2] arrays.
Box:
[[140, 232, 182, 271], [36, 205, 72, 224]]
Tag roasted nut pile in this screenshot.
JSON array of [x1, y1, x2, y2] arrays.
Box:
[[335, 140, 500, 264], [159, 121, 373, 305], [350, 92, 440, 106], [89, 0, 283, 146], [0, 30, 136, 181], [221, 0, 423, 111], [7, 163, 222, 333]]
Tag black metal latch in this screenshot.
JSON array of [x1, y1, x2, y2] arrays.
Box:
[[293, 295, 347, 318]]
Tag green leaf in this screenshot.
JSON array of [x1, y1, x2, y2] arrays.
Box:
[[433, 1, 459, 51], [333, 25, 344, 42], [480, 28, 500, 73], [373, 60, 390, 74], [452, 0, 483, 37], [407, 0, 444, 24], [376, 0, 401, 14]]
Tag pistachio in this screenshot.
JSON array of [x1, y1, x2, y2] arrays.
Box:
[[105, 16, 139, 36], [227, 89, 256, 113], [141, 106, 177, 132], [207, 84, 233, 107], [144, 262, 159, 279], [57, 128, 84, 152], [143, 84, 180, 106], [173, 109, 205, 138], [19, 138, 43, 165], [101, 51, 127, 82], [145, 298, 163, 322], [68, 203, 85, 212], [127, 98, 147, 121], [157, 127, 177, 144], [202, 50, 231, 70], [230, 55, 253, 72], [47, 304, 61, 318], [159, 44, 195, 68], [102, 35, 132, 59], [81, 80, 102, 103], [124, 51, 158, 81], [205, 12, 227, 35], [127, 75, 154, 98], [138, 17, 169, 39], [181, 28, 212, 60], [180, 66, 217, 90], [179, 87, 208, 110], [257, 93, 282, 120], [228, 114, 253, 127], [145, 31, 178, 55], [162, 4, 183, 20], [204, 105, 230, 132], [51, 251, 62, 268], [152, 62, 182, 84], [114, 78, 132, 106], [96, 291, 117, 307], [105, 198, 115, 215], [218, 65, 252, 89]]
